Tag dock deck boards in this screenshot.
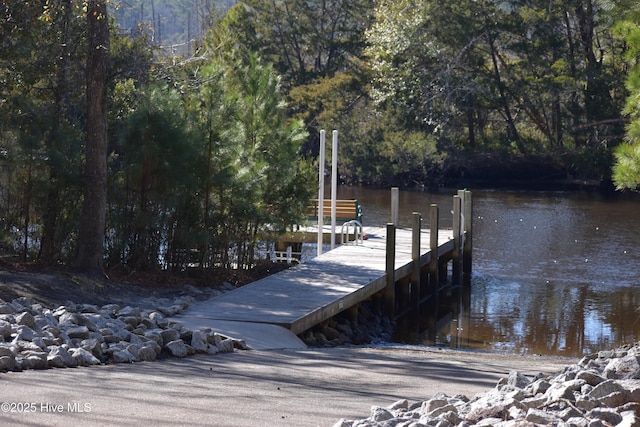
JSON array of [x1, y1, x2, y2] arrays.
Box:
[[181, 226, 455, 335]]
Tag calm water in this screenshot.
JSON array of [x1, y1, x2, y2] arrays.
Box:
[[331, 186, 640, 357]]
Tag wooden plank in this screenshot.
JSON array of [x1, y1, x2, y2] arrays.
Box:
[[191, 226, 456, 336]]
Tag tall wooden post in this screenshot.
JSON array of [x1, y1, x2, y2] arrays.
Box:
[[429, 204, 439, 288], [384, 223, 396, 318], [452, 195, 462, 286], [427, 204, 439, 343], [391, 187, 399, 226], [411, 212, 421, 336], [462, 190, 473, 284]]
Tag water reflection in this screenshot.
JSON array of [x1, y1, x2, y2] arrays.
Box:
[[332, 186, 640, 357]]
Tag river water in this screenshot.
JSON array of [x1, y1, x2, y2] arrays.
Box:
[[330, 186, 640, 357]]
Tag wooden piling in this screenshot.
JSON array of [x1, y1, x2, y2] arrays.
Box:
[[452, 195, 462, 286], [429, 204, 439, 288], [462, 190, 473, 284], [426, 204, 439, 343], [391, 187, 399, 226], [384, 223, 396, 318], [411, 212, 422, 337]]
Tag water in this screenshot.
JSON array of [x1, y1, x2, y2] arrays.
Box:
[[331, 186, 640, 357]]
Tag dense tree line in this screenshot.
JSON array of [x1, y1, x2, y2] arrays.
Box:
[[0, 1, 314, 272], [0, 0, 639, 274]]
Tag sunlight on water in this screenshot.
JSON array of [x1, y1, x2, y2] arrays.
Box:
[[333, 186, 640, 357]]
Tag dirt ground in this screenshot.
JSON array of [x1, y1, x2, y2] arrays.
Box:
[[0, 261, 288, 308]]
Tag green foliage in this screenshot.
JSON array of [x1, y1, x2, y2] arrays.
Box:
[[107, 82, 201, 271], [613, 143, 640, 190], [364, 0, 627, 180], [611, 2, 640, 190]]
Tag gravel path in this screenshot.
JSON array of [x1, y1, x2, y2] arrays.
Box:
[[1, 346, 573, 427]]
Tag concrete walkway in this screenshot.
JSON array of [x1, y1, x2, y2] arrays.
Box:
[[1, 347, 574, 427]]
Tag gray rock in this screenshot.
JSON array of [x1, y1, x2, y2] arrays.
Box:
[[65, 326, 91, 340], [137, 345, 157, 362], [526, 407, 561, 425], [15, 312, 36, 328], [588, 379, 624, 399], [586, 407, 623, 425], [544, 379, 585, 402], [164, 339, 188, 358], [126, 344, 141, 359], [111, 349, 136, 363], [507, 371, 530, 389], [13, 325, 38, 341], [0, 344, 16, 357], [191, 330, 209, 353], [216, 337, 235, 353], [47, 346, 77, 368], [576, 370, 605, 386], [604, 354, 640, 379], [70, 347, 101, 366], [160, 328, 180, 345], [370, 406, 393, 422], [118, 306, 141, 317], [80, 338, 103, 359], [0, 320, 11, 338], [0, 302, 16, 314], [0, 355, 15, 371]]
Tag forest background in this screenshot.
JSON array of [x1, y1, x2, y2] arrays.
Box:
[[0, 0, 639, 276]]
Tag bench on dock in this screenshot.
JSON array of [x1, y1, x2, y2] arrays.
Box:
[[306, 199, 363, 224]]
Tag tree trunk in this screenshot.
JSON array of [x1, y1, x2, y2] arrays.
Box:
[[74, 0, 109, 275], [41, 0, 72, 264], [487, 32, 524, 153]]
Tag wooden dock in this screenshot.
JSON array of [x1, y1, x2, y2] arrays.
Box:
[[179, 190, 472, 344]]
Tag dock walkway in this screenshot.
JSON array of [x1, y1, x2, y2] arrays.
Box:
[[174, 191, 472, 350]]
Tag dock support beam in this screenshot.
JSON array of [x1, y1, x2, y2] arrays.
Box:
[[462, 190, 473, 284], [391, 187, 399, 226], [384, 223, 396, 318], [426, 204, 439, 343], [452, 195, 462, 286], [411, 212, 421, 338]]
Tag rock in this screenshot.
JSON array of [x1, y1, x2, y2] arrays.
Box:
[[70, 347, 101, 366], [164, 339, 188, 358], [81, 338, 104, 360], [0, 320, 11, 338], [0, 344, 16, 357], [576, 370, 605, 386], [160, 328, 180, 345], [149, 312, 168, 328], [191, 330, 209, 353], [370, 406, 393, 422], [0, 355, 15, 371], [15, 312, 36, 328], [65, 326, 91, 340], [137, 345, 157, 362], [334, 343, 640, 427], [507, 371, 530, 389], [604, 354, 640, 379], [47, 346, 77, 368], [216, 337, 235, 353], [586, 407, 623, 425], [126, 344, 141, 359], [118, 306, 141, 317], [13, 325, 38, 341], [0, 302, 16, 314], [111, 349, 137, 363]]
